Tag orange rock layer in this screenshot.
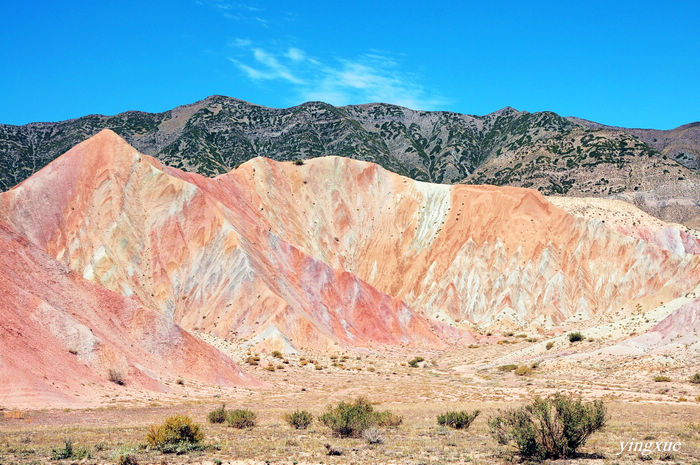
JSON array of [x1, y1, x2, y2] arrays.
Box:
[[1, 130, 697, 374]]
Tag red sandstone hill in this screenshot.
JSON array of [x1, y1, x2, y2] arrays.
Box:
[[1, 130, 698, 406]]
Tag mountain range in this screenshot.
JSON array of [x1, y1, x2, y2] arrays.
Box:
[[1, 95, 697, 226]]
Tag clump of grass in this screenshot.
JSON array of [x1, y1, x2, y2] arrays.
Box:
[[408, 356, 424, 368], [208, 404, 227, 424], [514, 365, 533, 376], [654, 375, 671, 382], [363, 427, 384, 444], [498, 364, 518, 372], [546, 341, 555, 350], [271, 350, 283, 358], [226, 409, 256, 429], [568, 332, 584, 343], [145, 415, 203, 451], [108, 368, 125, 385], [689, 373, 700, 384], [437, 410, 480, 430], [117, 454, 138, 465], [489, 392, 606, 460], [51, 439, 89, 460], [325, 443, 342, 455], [284, 410, 313, 429], [375, 410, 403, 427], [245, 356, 259, 365]]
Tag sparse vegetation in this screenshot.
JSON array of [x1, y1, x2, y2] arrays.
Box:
[[498, 364, 518, 372], [654, 375, 671, 382], [689, 373, 700, 384], [145, 415, 203, 451], [108, 368, 124, 385], [546, 341, 555, 350], [324, 443, 342, 455], [514, 365, 533, 376], [408, 356, 424, 368], [363, 427, 384, 444], [51, 439, 89, 460], [437, 410, 480, 430], [207, 404, 227, 424], [375, 410, 403, 427], [489, 393, 606, 459], [568, 332, 584, 343], [271, 350, 283, 358], [284, 410, 313, 429], [225, 409, 256, 429], [117, 454, 139, 465]]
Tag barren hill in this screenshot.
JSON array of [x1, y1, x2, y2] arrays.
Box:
[[1, 130, 698, 409]]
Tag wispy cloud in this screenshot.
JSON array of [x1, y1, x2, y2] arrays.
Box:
[[228, 45, 445, 109]]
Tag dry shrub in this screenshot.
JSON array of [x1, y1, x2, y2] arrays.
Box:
[[489, 393, 606, 459]]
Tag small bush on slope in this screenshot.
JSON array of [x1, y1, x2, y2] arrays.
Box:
[[146, 415, 203, 451], [319, 397, 402, 437], [437, 410, 480, 430], [284, 410, 313, 429], [226, 409, 256, 428], [489, 393, 606, 460], [208, 404, 227, 424]]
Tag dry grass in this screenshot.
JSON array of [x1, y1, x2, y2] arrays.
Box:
[[1, 343, 698, 464]]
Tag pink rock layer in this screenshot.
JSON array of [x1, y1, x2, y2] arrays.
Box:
[[0, 222, 258, 408]]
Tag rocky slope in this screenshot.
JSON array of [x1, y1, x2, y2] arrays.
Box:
[[0, 130, 446, 355], [1, 96, 697, 225], [0, 221, 258, 408], [2, 131, 697, 343]]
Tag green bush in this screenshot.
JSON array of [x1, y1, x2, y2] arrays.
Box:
[[208, 404, 227, 424], [284, 410, 313, 429], [653, 375, 671, 382], [689, 373, 700, 384], [437, 410, 480, 430], [489, 393, 606, 459], [568, 332, 584, 343], [320, 397, 376, 437], [51, 439, 89, 460], [145, 415, 203, 450], [226, 409, 256, 429], [408, 356, 425, 368], [319, 397, 402, 437]]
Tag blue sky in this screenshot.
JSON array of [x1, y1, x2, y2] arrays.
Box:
[[1, 0, 698, 129]]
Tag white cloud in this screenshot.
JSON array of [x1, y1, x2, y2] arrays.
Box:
[[229, 37, 252, 48], [229, 46, 445, 110], [285, 47, 305, 62]]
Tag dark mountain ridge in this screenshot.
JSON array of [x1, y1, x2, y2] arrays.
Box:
[[1, 95, 697, 225]]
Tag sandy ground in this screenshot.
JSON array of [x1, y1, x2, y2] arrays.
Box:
[[2, 339, 699, 464]]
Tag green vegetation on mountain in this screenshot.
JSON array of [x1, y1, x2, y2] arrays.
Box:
[[1, 95, 697, 224]]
